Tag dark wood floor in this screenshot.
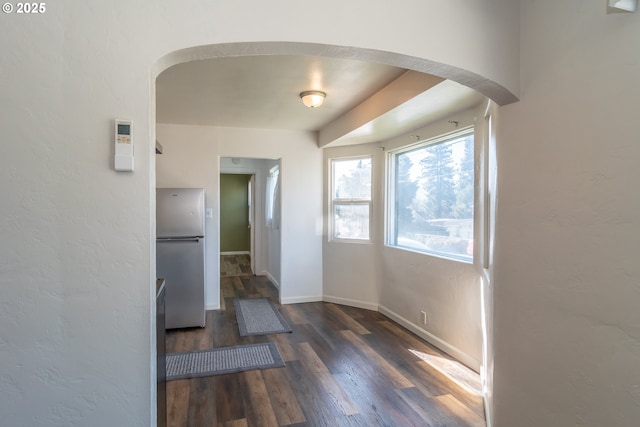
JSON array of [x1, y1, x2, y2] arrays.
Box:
[[166, 274, 486, 427]]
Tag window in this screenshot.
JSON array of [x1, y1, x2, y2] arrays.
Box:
[[265, 165, 279, 229], [388, 129, 474, 262], [330, 156, 372, 241]]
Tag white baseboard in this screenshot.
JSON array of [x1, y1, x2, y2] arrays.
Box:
[[265, 272, 280, 290], [281, 295, 323, 304], [323, 295, 379, 311], [378, 304, 480, 372], [206, 303, 219, 311], [221, 251, 250, 255]]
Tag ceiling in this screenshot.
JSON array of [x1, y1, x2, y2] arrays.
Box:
[[156, 55, 485, 147]]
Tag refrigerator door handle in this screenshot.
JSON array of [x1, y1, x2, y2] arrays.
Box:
[[158, 237, 202, 242]]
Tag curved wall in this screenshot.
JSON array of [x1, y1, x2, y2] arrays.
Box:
[[0, 1, 519, 425]]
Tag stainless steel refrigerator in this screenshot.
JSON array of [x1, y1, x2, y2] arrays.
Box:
[[156, 188, 206, 329]]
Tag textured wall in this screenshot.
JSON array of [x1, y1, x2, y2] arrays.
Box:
[[493, 1, 640, 426], [0, 1, 519, 425]]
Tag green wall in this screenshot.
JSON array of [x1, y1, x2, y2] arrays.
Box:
[[220, 174, 251, 252]]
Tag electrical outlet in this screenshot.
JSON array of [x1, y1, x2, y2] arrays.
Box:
[[420, 310, 427, 325]]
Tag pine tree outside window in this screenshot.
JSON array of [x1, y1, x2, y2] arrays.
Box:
[[388, 129, 474, 262]]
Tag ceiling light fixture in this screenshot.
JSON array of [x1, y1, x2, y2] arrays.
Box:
[[608, 0, 637, 12], [299, 90, 326, 108]]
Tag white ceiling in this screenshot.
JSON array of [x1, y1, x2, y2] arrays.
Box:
[[156, 55, 485, 147]]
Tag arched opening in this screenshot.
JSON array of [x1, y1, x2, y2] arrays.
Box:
[[151, 41, 509, 425], [152, 41, 517, 106]]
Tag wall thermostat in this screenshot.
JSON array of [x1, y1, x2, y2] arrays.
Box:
[[114, 119, 134, 172]]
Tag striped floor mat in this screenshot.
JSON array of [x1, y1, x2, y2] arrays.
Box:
[[166, 342, 284, 381]]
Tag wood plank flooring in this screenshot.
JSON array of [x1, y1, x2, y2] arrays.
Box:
[[166, 273, 486, 427], [220, 254, 252, 277]]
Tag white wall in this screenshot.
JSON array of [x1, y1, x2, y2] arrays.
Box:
[[379, 108, 486, 371], [157, 124, 323, 307], [0, 1, 520, 425], [322, 144, 382, 310], [1, 5, 155, 426], [494, 1, 640, 426]]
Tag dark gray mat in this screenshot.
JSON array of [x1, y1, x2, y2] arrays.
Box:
[[166, 342, 285, 381], [233, 297, 292, 336]]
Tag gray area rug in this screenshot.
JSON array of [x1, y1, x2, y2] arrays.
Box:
[[234, 298, 293, 336], [166, 342, 285, 381]]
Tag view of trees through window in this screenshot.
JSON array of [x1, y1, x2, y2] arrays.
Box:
[[392, 131, 474, 261]]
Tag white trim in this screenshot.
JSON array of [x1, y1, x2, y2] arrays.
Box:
[[206, 302, 220, 311], [323, 295, 379, 311], [220, 251, 250, 255], [281, 295, 323, 304], [481, 268, 494, 427], [378, 304, 481, 372], [265, 272, 280, 290], [329, 155, 373, 243], [249, 175, 256, 276], [386, 127, 475, 263], [391, 125, 475, 155]]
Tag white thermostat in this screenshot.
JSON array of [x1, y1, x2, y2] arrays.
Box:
[[114, 119, 134, 172]]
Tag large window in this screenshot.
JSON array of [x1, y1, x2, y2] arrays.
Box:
[[330, 156, 372, 241], [388, 129, 474, 262]]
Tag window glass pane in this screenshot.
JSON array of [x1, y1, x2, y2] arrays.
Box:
[[265, 167, 279, 227], [334, 204, 370, 240], [393, 132, 474, 261], [333, 158, 371, 199]]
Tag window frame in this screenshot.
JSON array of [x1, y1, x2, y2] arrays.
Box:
[[386, 127, 475, 262], [265, 165, 279, 229], [329, 155, 373, 243]]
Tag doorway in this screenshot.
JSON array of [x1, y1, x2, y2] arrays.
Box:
[[220, 173, 253, 255], [220, 172, 253, 276], [219, 157, 281, 296]]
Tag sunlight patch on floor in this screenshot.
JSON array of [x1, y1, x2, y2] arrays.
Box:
[[408, 349, 482, 396]]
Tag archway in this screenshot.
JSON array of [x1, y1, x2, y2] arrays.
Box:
[[152, 41, 517, 106], [152, 41, 511, 425]]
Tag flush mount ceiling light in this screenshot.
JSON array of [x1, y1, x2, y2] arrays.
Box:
[[299, 90, 326, 108], [608, 0, 637, 12]]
